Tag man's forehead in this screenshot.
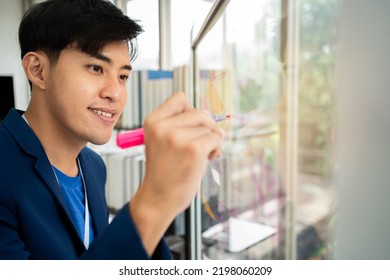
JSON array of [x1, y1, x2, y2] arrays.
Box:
[[65, 42, 131, 64]]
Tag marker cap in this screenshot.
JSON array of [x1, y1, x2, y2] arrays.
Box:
[[116, 128, 144, 149]]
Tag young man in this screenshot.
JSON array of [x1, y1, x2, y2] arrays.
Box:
[[0, 0, 223, 259]]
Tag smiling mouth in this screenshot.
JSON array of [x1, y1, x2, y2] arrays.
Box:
[[89, 108, 115, 118]]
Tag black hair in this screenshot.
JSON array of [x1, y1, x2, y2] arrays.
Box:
[[19, 0, 144, 64]]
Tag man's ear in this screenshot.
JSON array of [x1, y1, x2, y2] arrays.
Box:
[[22, 52, 50, 91]]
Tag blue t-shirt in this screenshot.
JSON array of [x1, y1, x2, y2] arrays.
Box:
[[52, 166, 94, 246]]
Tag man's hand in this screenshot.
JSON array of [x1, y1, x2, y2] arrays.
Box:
[[129, 92, 224, 256]]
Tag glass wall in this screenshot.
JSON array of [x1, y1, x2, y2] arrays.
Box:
[[192, 0, 340, 259], [194, 0, 285, 260]]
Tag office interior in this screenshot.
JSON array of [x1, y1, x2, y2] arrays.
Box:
[[1, 0, 390, 260]]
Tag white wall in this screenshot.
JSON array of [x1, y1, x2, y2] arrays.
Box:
[[335, 0, 390, 259], [0, 0, 29, 110]]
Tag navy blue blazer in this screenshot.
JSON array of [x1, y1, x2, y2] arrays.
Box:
[[0, 109, 171, 260]]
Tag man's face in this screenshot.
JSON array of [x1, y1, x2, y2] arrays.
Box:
[[44, 41, 130, 145]]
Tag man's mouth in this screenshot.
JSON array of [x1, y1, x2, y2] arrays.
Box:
[[88, 108, 116, 118]]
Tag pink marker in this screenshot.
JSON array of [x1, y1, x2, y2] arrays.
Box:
[[116, 114, 230, 149]]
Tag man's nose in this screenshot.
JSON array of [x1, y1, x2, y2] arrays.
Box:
[[101, 75, 123, 102]]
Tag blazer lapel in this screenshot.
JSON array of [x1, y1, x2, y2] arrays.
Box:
[[34, 158, 87, 249], [34, 156, 71, 216]]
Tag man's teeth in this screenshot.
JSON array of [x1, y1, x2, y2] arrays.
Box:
[[91, 109, 113, 118]]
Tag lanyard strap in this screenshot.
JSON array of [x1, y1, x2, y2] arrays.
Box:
[[77, 158, 90, 249]]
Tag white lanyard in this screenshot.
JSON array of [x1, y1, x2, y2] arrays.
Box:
[[51, 158, 91, 249], [22, 114, 90, 249], [77, 158, 90, 249]]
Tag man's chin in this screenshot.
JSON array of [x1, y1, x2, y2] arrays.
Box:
[[89, 134, 113, 146]]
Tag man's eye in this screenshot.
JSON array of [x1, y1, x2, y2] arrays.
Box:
[[120, 75, 129, 81], [89, 65, 103, 73]]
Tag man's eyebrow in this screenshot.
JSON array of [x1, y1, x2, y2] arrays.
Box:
[[90, 53, 132, 71]]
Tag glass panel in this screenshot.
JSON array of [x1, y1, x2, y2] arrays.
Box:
[[297, 0, 339, 259], [171, 0, 212, 67], [127, 0, 159, 69], [195, 0, 285, 260], [194, 0, 340, 260]]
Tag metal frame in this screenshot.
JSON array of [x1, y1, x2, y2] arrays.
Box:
[[191, 0, 230, 49], [189, 0, 230, 260], [280, 0, 300, 259]]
